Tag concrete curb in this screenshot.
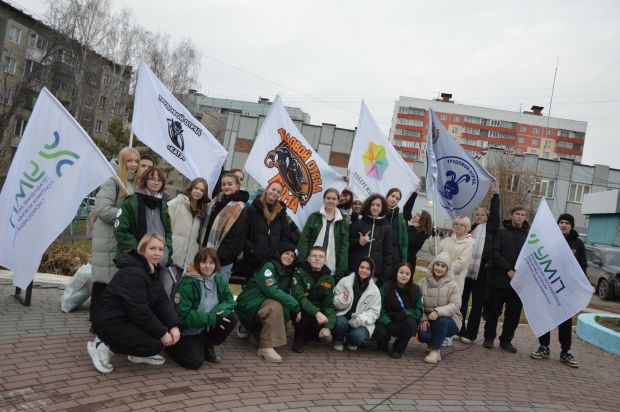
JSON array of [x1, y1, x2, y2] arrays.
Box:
[[576, 313, 620, 356], [0, 269, 70, 288]]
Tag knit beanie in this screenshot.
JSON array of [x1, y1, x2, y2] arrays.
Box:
[[279, 242, 297, 257], [557, 213, 575, 229]]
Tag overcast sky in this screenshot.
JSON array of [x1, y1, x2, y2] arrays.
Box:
[[15, 0, 620, 169]]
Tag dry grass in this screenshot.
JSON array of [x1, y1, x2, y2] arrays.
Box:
[[38, 239, 91, 276]]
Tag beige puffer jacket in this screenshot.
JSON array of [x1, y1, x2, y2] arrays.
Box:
[[168, 193, 205, 270], [438, 234, 474, 292], [418, 252, 462, 329]]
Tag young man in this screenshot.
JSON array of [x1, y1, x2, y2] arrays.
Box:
[[530, 213, 587, 367], [139, 154, 155, 175], [483, 205, 529, 353], [290, 246, 336, 353]]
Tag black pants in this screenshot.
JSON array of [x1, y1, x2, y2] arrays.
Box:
[[167, 312, 238, 369], [373, 317, 417, 354], [483, 287, 523, 344], [460, 268, 487, 340], [89, 282, 108, 321], [95, 321, 163, 357], [294, 311, 324, 342], [538, 317, 572, 352]]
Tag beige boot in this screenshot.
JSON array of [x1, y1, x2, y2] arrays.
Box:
[[257, 347, 282, 363], [424, 349, 441, 364]]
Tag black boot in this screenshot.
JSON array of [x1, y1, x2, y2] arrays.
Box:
[[205, 345, 221, 363], [292, 340, 304, 353]]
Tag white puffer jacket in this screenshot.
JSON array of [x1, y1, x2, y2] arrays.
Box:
[[438, 234, 474, 292], [168, 194, 204, 269], [333, 273, 381, 336], [418, 254, 463, 329]]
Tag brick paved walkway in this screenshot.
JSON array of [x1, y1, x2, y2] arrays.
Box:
[[0, 285, 618, 412]]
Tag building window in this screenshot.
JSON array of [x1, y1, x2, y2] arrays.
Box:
[[453, 116, 460, 123], [398, 106, 424, 116], [520, 126, 527, 133], [568, 183, 591, 203], [394, 127, 421, 137], [58, 49, 74, 66], [518, 137, 525, 143], [440, 114, 447, 120], [543, 151, 550, 159], [546, 129, 553, 136], [28, 32, 47, 51], [103, 73, 111, 87], [8, 26, 21, 44], [14, 118, 28, 137], [4, 57, 17, 75], [533, 178, 555, 199], [545, 140, 552, 148], [98, 96, 107, 109], [532, 138, 539, 146], [505, 173, 520, 192], [464, 115, 482, 124], [516, 147, 524, 155], [95, 119, 103, 132], [398, 118, 424, 127], [112, 101, 122, 115], [533, 127, 541, 134], [451, 126, 459, 134]]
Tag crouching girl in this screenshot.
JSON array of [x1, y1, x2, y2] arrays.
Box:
[[417, 252, 462, 364], [88, 233, 180, 374], [167, 248, 237, 369]]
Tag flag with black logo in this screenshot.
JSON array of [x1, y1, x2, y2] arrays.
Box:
[[132, 61, 227, 196]]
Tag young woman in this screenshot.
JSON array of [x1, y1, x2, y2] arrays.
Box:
[[403, 192, 432, 269], [350, 196, 363, 223], [168, 178, 210, 270], [373, 262, 423, 358], [385, 188, 409, 273], [459, 189, 500, 343], [348, 194, 393, 286], [167, 248, 238, 369], [88, 233, 179, 374], [235, 243, 300, 363], [332, 257, 381, 351], [204, 172, 249, 282], [338, 188, 353, 220], [418, 252, 462, 364], [114, 167, 173, 267], [90, 147, 140, 316], [298, 188, 349, 280], [233, 181, 292, 281]]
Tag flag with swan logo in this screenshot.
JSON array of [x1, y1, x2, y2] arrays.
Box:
[[348, 101, 419, 207], [425, 108, 495, 219], [512, 198, 593, 337], [0, 88, 119, 289]]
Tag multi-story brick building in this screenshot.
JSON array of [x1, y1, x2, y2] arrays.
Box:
[[389, 93, 587, 163]]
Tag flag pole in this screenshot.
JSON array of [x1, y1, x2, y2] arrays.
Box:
[[129, 127, 134, 147], [432, 198, 438, 256]]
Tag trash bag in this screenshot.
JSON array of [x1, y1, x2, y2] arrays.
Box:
[[61, 264, 92, 313]]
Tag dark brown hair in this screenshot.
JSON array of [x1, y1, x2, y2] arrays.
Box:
[[187, 178, 209, 217], [417, 210, 433, 235], [139, 166, 166, 192], [386, 188, 402, 201], [323, 188, 340, 199], [360, 193, 388, 217], [193, 248, 221, 275], [338, 188, 353, 209], [222, 172, 241, 187]]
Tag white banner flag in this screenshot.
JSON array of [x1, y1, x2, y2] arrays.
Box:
[[0, 88, 118, 289], [425, 109, 495, 219], [132, 61, 227, 197], [244, 95, 345, 229], [348, 101, 419, 207], [512, 198, 593, 337]]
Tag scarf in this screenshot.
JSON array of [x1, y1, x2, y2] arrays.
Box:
[[260, 195, 283, 225], [206, 201, 245, 250], [313, 206, 342, 273], [136, 192, 163, 242], [467, 222, 487, 280]]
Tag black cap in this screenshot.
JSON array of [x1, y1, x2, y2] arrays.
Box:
[[557, 213, 575, 229], [279, 242, 297, 256]]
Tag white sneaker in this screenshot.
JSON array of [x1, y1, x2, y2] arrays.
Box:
[[333, 344, 344, 351], [127, 354, 165, 366], [237, 324, 249, 339], [442, 337, 453, 347], [346, 344, 358, 351], [87, 340, 113, 374], [460, 337, 474, 344]]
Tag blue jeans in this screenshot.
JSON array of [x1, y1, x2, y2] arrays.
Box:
[[332, 315, 369, 347], [418, 316, 459, 350], [220, 263, 233, 283]]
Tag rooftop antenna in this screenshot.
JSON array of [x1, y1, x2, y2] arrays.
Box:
[[545, 58, 559, 134]]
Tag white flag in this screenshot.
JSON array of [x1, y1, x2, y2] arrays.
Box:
[[348, 101, 419, 207], [244, 95, 346, 229], [0, 88, 118, 289], [132, 61, 227, 197], [512, 198, 593, 337], [425, 109, 495, 219]]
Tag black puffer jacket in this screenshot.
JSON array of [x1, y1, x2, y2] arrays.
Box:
[[232, 196, 292, 280], [93, 250, 178, 339], [471, 193, 501, 266], [565, 229, 587, 273], [489, 219, 530, 289], [348, 214, 393, 283]]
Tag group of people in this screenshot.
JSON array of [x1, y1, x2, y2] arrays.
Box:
[[86, 146, 588, 374]]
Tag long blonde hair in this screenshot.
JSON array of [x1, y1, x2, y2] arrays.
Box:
[[117, 147, 140, 199]]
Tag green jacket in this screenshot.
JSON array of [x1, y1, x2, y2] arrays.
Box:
[[396, 213, 409, 261], [176, 272, 236, 333], [297, 211, 349, 279], [114, 193, 173, 265], [377, 283, 423, 326], [235, 261, 300, 327], [291, 262, 337, 330]]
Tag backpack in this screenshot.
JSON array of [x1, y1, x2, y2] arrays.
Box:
[[160, 264, 184, 311]]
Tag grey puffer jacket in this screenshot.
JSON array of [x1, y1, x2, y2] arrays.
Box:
[[418, 256, 463, 329], [168, 193, 205, 270], [91, 166, 136, 284]]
